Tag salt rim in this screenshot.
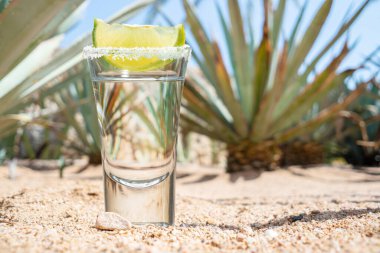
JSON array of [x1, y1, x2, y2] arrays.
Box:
[[83, 45, 191, 60]]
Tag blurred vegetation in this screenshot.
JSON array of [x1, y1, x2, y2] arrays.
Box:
[[0, 0, 378, 173], [0, 0, 86, 159], [335, 78, 380, 166], [281, 74, 379, 167], [0, 0, 155, 167], [179, 0, 377, 171]]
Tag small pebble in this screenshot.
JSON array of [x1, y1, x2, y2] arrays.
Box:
[[95, 212, 132, 231]]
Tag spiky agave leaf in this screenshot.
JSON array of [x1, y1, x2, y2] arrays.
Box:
[[0, 0, 85, 78]]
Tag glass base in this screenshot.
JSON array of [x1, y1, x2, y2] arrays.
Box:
[[103, 170, 175, 226]]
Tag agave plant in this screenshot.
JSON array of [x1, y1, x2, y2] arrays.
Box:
[[281, 47, 380, 166], [280, 76, 375, 166], [0, 0, 155, 162], [181, 0, 369, 172], [47, 63, 101, 163], [0, 0, 86, 159], [335, 78, 380, 166]]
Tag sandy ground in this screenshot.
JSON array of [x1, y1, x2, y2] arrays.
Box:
[[0, 163, 379, 252]]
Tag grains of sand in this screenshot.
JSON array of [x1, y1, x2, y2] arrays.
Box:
[[0, 165, 379, 252]]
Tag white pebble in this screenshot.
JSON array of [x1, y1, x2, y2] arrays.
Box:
[[95, 212, 132, 231]]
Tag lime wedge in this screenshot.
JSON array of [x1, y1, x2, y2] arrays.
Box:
[[92, 19, 185, 71]]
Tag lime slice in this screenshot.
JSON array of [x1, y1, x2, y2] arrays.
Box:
[[92, 19, 185, 71]]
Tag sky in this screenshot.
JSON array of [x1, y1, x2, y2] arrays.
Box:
[[62, 0, 380, 81]]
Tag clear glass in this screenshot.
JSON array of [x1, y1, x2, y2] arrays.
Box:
[[84, 45, 191, 226]]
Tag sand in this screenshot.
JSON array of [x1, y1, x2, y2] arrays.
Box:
[[0, 163, 379, 252]]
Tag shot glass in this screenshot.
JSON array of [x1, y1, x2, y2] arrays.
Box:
[[83, 45, 191, 225]]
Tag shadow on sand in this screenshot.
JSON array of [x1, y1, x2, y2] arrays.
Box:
[[228, 170, 263, 182], [288, 167, 380, 183], [253, 207, 380, 229], [180, 170, 263, 185], [180, 207, 380, 231]]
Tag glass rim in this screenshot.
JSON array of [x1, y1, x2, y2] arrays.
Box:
[[83, 44, 191, 60]]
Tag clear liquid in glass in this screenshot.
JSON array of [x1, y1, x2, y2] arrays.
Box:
[[92, 72, 183, 225]]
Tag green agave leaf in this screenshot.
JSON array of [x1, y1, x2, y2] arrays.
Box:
[[215, 1, 237, 94], [60, 94, 92, 149], [183, 0, 216, 81], [264, 0, 286, 100], [73, 78, 101, 150], [271, 0, 286, 50], [285, 0, 332, 84], [0, 0, 84, 78], [183, 78, 239, 141], [181, 114, 231, 143], [212, 42, 248, 136], [54, 91, 92, 151], [274, 40, 351, 119], [251, 42, 288, 141], [227, 0, 251, 119], [288, 1, 307, 55], [185, 75, 231, 126], [191, 50, 218, 90], [275, 82, 367, 142], [57, 1, 88, 34], [38, 67, 87, 103], [246, 0, 255, 92], [269, 43, 350, 136], [252, 0, 272, 122]]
